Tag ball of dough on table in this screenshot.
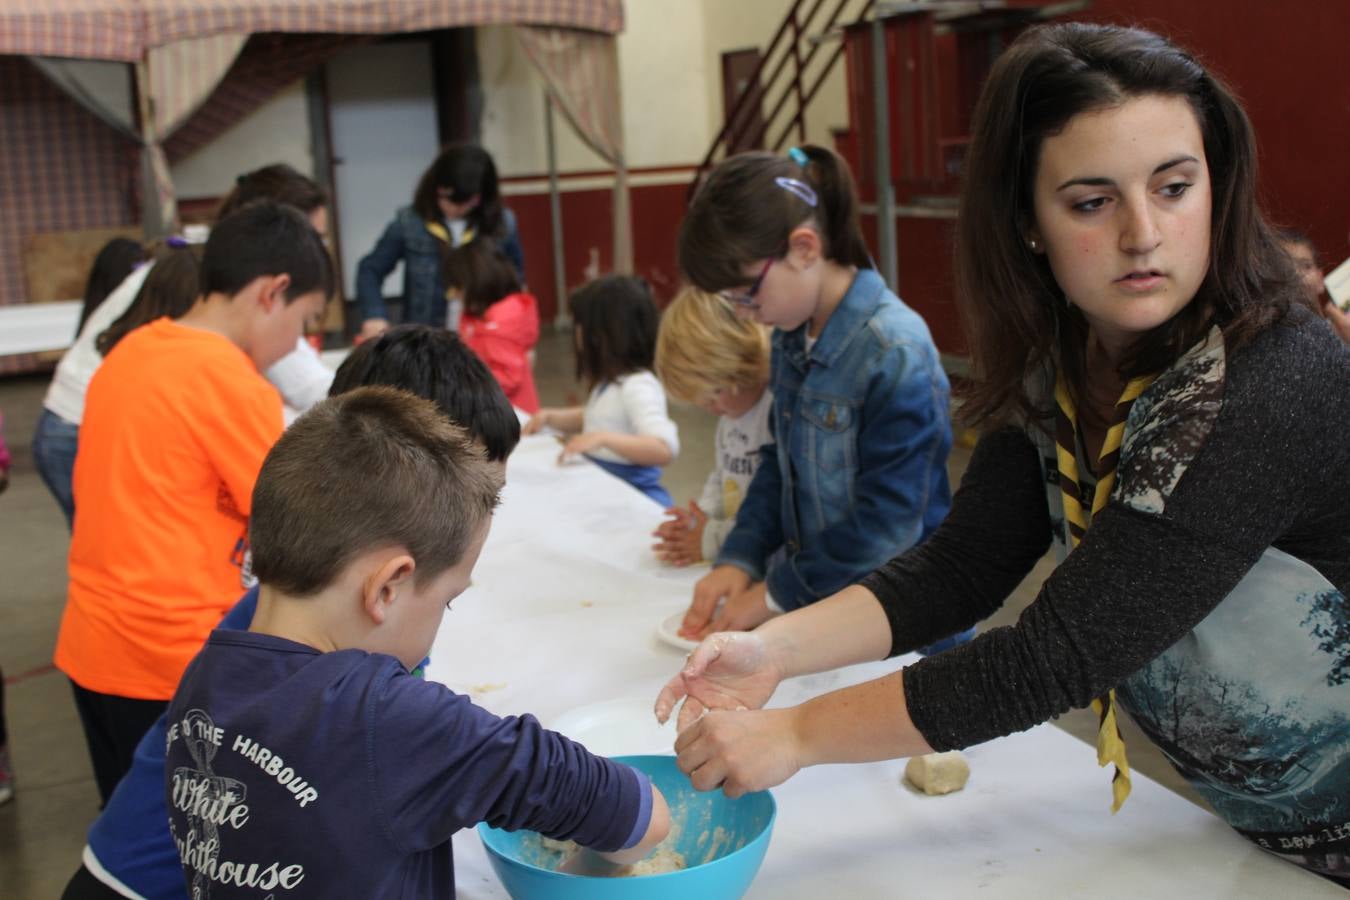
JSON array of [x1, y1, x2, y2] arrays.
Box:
[[904, 751, 970, 795]]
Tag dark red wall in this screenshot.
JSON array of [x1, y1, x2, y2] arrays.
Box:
[[506, 174, 691, 323], [1078, 1, 1349, 266]]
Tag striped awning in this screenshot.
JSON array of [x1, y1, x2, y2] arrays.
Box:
[[0, 0, 625, 61]]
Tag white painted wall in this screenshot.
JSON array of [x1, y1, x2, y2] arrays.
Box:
[[478, 5, 712, 180], [170, 81, 314, 198], [618, 1, 710, 168]]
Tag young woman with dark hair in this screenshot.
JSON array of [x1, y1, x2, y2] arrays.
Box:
[[657, 23, 1349, 884], [355, 144, 525, 339]]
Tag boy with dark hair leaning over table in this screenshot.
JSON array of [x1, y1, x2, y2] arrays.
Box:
[[163, 386, 669, 898], [55, 201, 332, 805]]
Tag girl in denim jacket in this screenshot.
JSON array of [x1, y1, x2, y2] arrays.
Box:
[[356, 145, 524, 339], [675, 146, 972, 659]]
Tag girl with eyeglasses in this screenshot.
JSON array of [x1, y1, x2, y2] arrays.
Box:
[[355, 144, 525, 340], [674, 145, 972, 661]]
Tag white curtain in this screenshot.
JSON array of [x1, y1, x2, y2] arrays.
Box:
[[516, 26, 632, 274]]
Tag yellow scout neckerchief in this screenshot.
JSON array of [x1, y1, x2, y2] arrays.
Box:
[[425, 220, 476, 247], [1053, 371, 1156, 813]]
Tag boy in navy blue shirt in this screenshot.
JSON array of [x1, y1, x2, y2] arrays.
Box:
[[164, 385, 669, 897]]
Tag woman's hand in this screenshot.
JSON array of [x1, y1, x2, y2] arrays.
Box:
[[674, 707, 804, 798], [680, 565, 750, 637], [358, 318, 390, 342], [654, 631, 784, 731], [651, 501, 707, 566]]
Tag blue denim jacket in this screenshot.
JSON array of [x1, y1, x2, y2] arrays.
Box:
[[356, 206, 524, 325], [716, 268, 953, 611]]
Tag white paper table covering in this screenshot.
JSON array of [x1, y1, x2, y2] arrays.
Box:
[[426, 433, 1342, 899]]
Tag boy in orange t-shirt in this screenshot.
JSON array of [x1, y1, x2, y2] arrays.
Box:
[[56, 201, 331, 803]]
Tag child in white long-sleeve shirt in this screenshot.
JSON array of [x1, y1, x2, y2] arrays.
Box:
[[652, 287, 772, 565], [525, 276, 679, 505]]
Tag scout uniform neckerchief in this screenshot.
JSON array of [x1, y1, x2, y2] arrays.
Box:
[[425, 220, 476, 247], [1053, 370, 1156, 812]]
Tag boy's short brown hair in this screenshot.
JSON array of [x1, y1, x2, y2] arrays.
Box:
[[655, 286, 771, 405], [249, 386, 503, 596]]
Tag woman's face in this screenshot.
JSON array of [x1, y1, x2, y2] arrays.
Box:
[[1030, 94, 1212, 357], [437, 190, 480, 221]]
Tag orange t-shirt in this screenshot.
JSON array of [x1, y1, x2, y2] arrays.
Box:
[[55, 319, 284, 700]]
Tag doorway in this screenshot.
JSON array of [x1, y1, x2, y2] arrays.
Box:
[[721, 48, 766, 154], [325, 40, 440, 307]]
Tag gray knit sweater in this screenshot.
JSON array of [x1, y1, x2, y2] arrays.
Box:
[[862, 308, 1350, 879]]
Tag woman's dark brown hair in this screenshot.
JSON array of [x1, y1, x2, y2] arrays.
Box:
[[570, 275, 659, 387], [678, 144, 871, 292], [217, 164, 327, 220], [443, 239, 521, 318], [412, 144, 505, 240], [955, 22, 1303, 428], [96, 244, 203, 357]]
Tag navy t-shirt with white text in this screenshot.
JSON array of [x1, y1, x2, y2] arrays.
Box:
[[165, 630, 651, 898]]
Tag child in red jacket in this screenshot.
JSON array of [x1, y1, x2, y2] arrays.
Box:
[[445, 240, 540, 412]]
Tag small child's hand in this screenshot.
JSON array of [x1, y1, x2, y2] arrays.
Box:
[[681, 565, 750, 638], [557, 847, 624, 877], [651, 501, 707, 566], [559, 431, 606, 462], [522, 410, 551, 435], [704, 582, 776, 635]]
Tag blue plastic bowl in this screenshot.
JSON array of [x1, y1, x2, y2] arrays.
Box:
[[478, 754, 775, 899]]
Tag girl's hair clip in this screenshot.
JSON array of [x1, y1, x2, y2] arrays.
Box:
[[774, 176, 818, 208], [787, 146, 809, 167]]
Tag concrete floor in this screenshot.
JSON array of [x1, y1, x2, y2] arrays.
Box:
[[0, 326, 1204, 898]]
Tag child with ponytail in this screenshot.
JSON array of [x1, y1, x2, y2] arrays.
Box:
[[676, 145, 971, 657]]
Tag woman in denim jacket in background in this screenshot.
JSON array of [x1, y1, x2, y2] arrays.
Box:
[[676, 145, 973, 657], [355, 144, 524, 339]]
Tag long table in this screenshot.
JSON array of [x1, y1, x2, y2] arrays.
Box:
[[0, 300, 80, 356], [426, 432, 1343, 899]]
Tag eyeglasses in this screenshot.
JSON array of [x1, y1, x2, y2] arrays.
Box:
[[436, 188, 473, 204], [720, 258, 774, 308]]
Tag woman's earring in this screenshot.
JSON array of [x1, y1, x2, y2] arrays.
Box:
[[1028, 238, 1040, 253]]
